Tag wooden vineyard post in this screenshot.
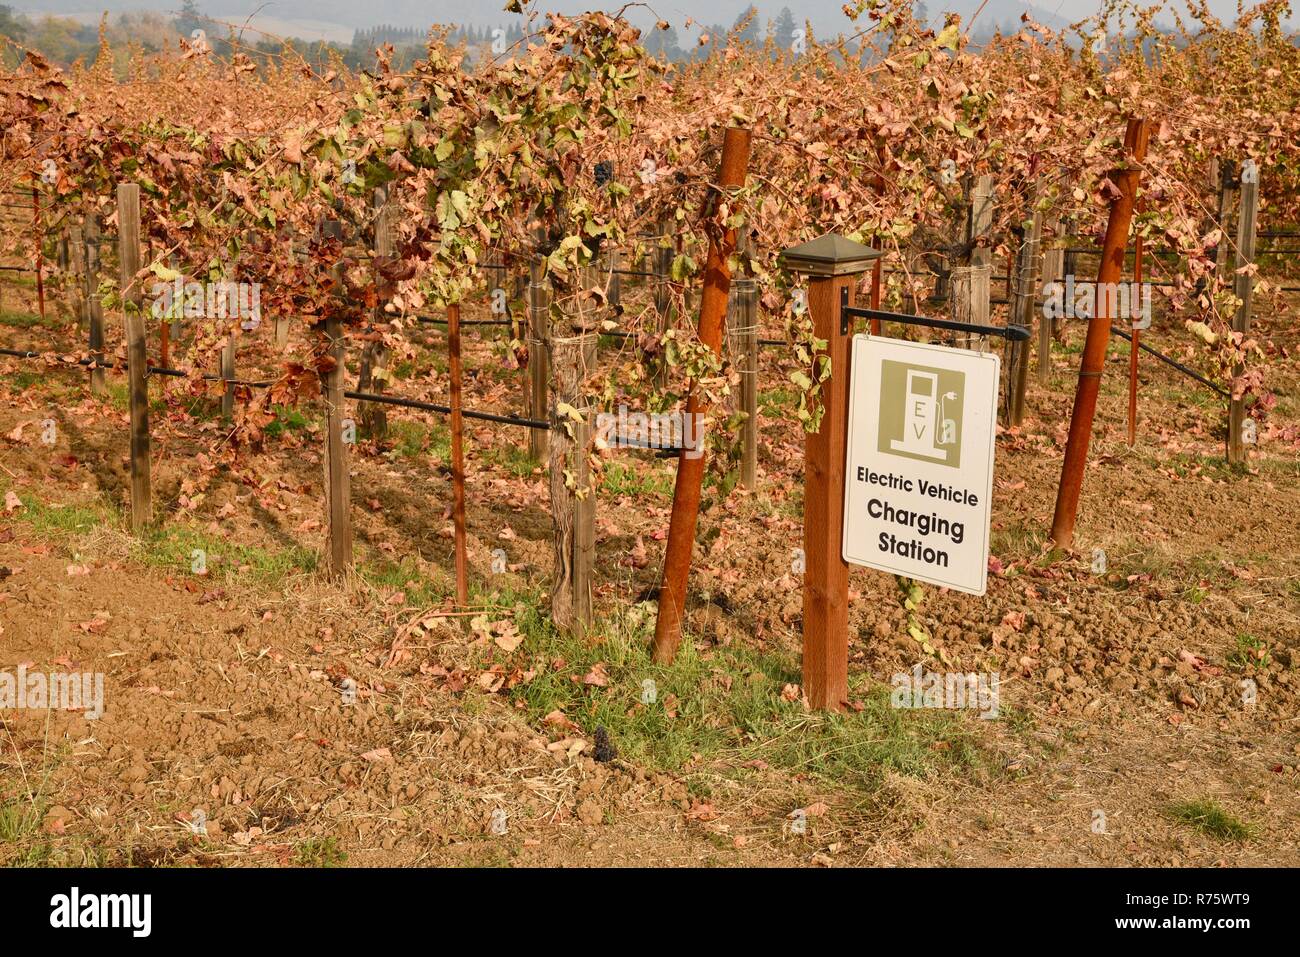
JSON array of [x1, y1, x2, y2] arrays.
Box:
[[605, 245, 622, 310], [868, 241, 883, 332], [950, 268, 991, 349], [1128, 200, 1146, 447], [482, 247, 497, 299], [1213, 159, 1240, 283], [652, 215, 675, 389], [84, 213, 106, 396], [159, 321, 170, 396], [951, 174, 993, 350], [1056, 216, 1078, 340], [448, 303, 470, 605], [67, 222, 83, 324], [220, 338, 236, 420], [678, 225, 694, 320], [573, 262, 604, 334], [527, 227, 551, 461], [321, 262, 353, 577], [651, 126, 753, 664], [60, 224, 73, 318], [1004, 182, 1043, 426], [157, 254, 172, 396], [33, 185, 46, 324], [548, 332, 597, 634], [511, 248, 527, 303], [865, 152, 886, 333], [740, 281, 759, 490], [779, 234, 880, 711], [359, 188, 393, 440], [116, 184, 152, 533], [1050, 118, 1150, 548], [726, 239, 759, 489], [1039, 214, 1063, 386], [1227, 162, 1259, 465]]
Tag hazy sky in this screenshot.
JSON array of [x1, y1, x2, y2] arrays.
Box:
[[10, 0, 1291, 44]]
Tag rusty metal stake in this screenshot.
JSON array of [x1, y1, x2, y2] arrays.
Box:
[[1051, 118, 1151, 548], [651, 126, 753, 664]]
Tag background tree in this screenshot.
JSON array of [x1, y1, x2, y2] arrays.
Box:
[[772, 7, 796, 49], [173, 0, 205, 38], [732, 6, 760, 47], [643, 23, 681, 61], [0, 4, 25, 42]]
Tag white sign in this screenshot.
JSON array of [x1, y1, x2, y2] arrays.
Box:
[[842, 335, 998, 595]]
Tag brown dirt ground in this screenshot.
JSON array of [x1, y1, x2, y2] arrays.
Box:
[[1, 265, 1298, 868]]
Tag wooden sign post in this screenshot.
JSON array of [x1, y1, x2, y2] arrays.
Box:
[[779, 234, 881, 711]]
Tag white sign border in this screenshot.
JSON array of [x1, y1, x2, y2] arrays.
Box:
[[841, 333, 1000, 596]]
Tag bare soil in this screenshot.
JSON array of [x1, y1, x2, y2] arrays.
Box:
[[2, 273, 1298, 867]]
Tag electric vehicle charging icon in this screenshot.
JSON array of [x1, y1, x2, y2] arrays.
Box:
[[890, 369, 958, 460]]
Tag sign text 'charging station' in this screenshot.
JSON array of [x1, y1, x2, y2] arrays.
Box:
[[842, 335, 998, 595]]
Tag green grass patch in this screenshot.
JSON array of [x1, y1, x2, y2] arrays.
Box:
[[264, 404, 312, 438], [1107, 541, 1174, 582], [134, 525, 317, 583], [0, 309, 56, 329], [387, 419, 450, 462], [990, 520, 1047, 563], [505, 599, 986, 796], [1166, 799, 1252, 841], [413, 345, 448, 374], [2, 368, 43, 390], [0, 478, 120, 539], [0, 798, 52, 866], [601, 460, 673, 497], [361, 555, 448, 607], [293, 837, 347, 867], [759, 386, 796, 416], [1163, 380, 1223, 412], [105, 382, 131, 413], [1227, 634, 1271, 670], [481, 443, 538, 478]]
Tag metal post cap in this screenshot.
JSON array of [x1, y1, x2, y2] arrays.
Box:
[[779, 233, 884, 276]]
